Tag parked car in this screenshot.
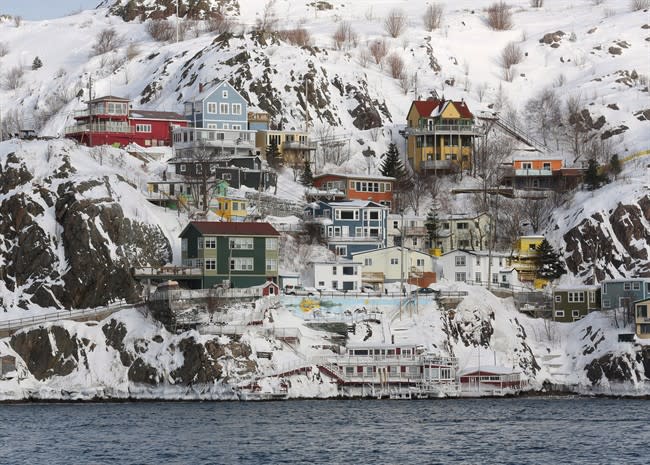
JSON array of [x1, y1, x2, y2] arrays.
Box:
[[412, 287, 439, 295], [284, 284, 302, 295]]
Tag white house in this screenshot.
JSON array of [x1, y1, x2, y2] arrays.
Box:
[[436, 212, 491, 253], [352, 247, 437, 286], [387, 214, 429, 252], [302, 259, 362, 291], [438, 249, 513, 287]]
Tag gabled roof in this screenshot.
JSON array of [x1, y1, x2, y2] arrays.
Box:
[[351, 246, 435, 259], [180, 221, 279, 237], [185, 81, 247, 105], [411, 99, 474, 119], [88, 95, 130, 103], [130, 109, 186, 121], [314, 173, 396, 182]]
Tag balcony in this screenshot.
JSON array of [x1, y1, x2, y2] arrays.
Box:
[[514, 168, 553, 177], [419, 159, 454, 171], [64, 122, 132, 135], [283, 140, 317, 151], [406, 124, 479, 136], [403, 226, 428, 236], [173, 127, 256, 150], [327, 235, 383, 243]]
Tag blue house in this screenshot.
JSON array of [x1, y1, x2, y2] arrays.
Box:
[[304, 200, 388, 257], [184, 81, 248, 130], [601, 278, 650, 310]]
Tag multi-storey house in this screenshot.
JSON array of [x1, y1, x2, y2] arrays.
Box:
[[404, 98, 479, 174], [256, 129, 316, 168], [436, 213, 491, 254], [179, 221, 280, 288], [500, 158, 584, 192], [438, 249, 513, 287], [386, 214, 429, 252], [552, 285, 601, 322], [65, 95, 187, 147], [508, 235, 545, 286], [311, 174, 396, 211], [304, 200, 388, 258], [601, 278, 650, 311], [634, 298, 650, 339], [302, 259, 363, 292], [351, 246, 437, 289]]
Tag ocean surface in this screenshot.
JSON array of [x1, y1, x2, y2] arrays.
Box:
[[0, 398, 646, 464]]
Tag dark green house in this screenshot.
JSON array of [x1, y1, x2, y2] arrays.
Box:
[[552, 285, 601, 322], [180, 221, 280, 289]]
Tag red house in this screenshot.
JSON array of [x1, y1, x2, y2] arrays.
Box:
[[65, 96, 187, 148], [311, 173, 396, 211]]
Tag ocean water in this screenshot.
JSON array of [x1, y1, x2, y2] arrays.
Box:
[[0, 398, 646, 464]]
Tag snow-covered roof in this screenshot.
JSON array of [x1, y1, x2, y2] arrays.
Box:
[[314, 173, 396, 181], [459, 366, 521, 376], [441, 249, 510, 258], [351, 246, 436, 258]]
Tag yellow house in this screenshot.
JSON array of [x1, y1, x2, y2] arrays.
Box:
[[208, 181, 248, 222], [255, 129, 315, 168], [405, 98, 478, 174], [508, 235, 548, 287], [635, 298, 650, 339]]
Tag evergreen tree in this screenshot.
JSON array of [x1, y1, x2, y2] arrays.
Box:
[[609, 154, 621, 180], [584, 158, 602, 191], [32, 56, 42, 70], [424, 206, 440, 249], [536, 239, 566, 280], [300, 159, 314, 187], [380, 142, 406, 179], [265, 140, 281, 169]]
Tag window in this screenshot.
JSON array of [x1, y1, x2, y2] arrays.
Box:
[[135, 124, 151, 133], [455, 256, 466, 266], [318, 281, 325, 287], [364, 210, 380, 220], [522, 162, 532, 169], [336, 209, 358, 220], [555, 310, 565, 318], [391, 258, 399, 265], [624, 282, 632, 291], [492, 273, 498, 284], [222, 90, 228, 98], [180, 164, 186, 173], [196, 164, 202, 174], [205, 259, 216, 270], [416, 259, 425, 267], [230, 237, 254, 249], [220, 103, 229, 114], [568, 292, 585, 303], [335, 245, 347, 256], [364, 258, 373, 266], [198, 238, 204, 249], [555, 295, 561, 303], [602, 299, 610, 308], [332, 266, 337, 275], [459, 240, 470, 248], [543, 163, 551, 170], [232, 124, 241, 130], [637, 305, 648, 318], [443, 222, 450, 230], [266, 259, 277, 271], [602, 283, 608, 294], [457, 222, 468, 230], [207, 102, 217, 113], [266, 238, 278, 250], [230, 257, 254, 271], [204, 238, 216, 248], [412, 238, 418, 246], [455, 272, 467, 282], [332, 281, 338, 289], [640, 324, 650, 335], [181, 238, 187, 252], [572, 310, 580, 318], [475, 272, 481, 282], [393, 221, 399, 229], [232, 103, 242, 115], [222, 173, 232, 180], [633, 282, 640, 290]]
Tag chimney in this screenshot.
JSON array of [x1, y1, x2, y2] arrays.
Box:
[[199, 83, 204, 93]]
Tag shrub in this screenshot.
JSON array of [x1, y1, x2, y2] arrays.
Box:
[[486, 2, 513, 30], [3, 66, 24, 90], [386, 52, 405, 79], [423, 4, 444, 31], [32, 56, 42, 70], [13, 15, 22, 27], [500, 42, 523, 68], [630, 0, 650, 11], [332, 21, 357, 50], [0, 41, 9, 57], [384, 9, 407, 38], [205, 11, 233, 35], [147, 19, 175, 42], [92, 28, 123, 55], [530, 0, 544, 7], [279, 27, 312, 47], [369, 39, 388, 65]]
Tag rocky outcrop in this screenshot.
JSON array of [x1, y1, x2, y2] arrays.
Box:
[[108, 0, 240, 22], [171, 337, 225, 385], [0, 149, 172, 311], [584, 352, 647, 386], [563, 196, 650, 281], [10, 326, 79, 381]]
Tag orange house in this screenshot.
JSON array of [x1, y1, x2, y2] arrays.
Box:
[[512, 159, 563, 171], [312, 173, 395, 211], [502, 159, 583, 192]]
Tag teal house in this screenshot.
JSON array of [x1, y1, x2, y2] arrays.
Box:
[[180, 221, 280, 288]]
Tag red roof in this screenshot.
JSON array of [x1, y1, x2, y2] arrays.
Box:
[[183, 221, 280, 237], [130, 110, 186, 121], [412, 99, 473, 119]]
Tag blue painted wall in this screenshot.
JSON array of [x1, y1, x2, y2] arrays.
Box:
[[601, 279, 650, 309], [185, 82, 248, 130]]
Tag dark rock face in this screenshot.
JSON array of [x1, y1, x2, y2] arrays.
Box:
[[0, 149, 172, 310], [584, 353, 642, 385], [110, 0, 240, 22], [128, 358, 160, 385], [344, 80, 391, 130], [171, 337, 224, 385], [10, 327, 79, 381], [102, 320, 133, 366], [539, 31, 565, 46], [563, 197, 650, 281]]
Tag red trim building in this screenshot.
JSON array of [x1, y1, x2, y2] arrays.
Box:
[[311, 173, 396, 211], [65, 96, 187, 148]]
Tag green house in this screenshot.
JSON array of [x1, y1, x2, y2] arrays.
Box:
[[180, 221, 280, 289], [552, 285, 601, 322]]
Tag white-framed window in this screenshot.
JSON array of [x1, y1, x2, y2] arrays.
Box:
[[416, 259, 425, 267], [602, 283, 608, 294], [230, 237, 254, 249], [522, 162, 532, 169], [135, 124, 152, 133], [205, 259, 216, 270], [390, 258, 398, 265], [207, 102, 217, 113], [204, 238, 216, 249], [220, 103, 229, 114], [223, 123, 230, 129], [332, 266, 337, 275], [457, 222, 468, 230], [232, 103, 242, 115], [568, 292, 585, 303], [332, 281, 338, 289], [633, 281, 640, 290], [572, 310, 580, 318], [266, 259, 277, 271], [335, 209, 359, 220], [232, 124, 241, 130], [207, 123, 217, 129], [196, 164, 202, 174], [222, 90, 228, 98], [266, 238, 278, 250], [455, 272, 467, 282], [602, 299, 610, 308], [555, 295, 561, 302], [492, 273, 498, 283], [198, 238, 204, 249], [455, 256, 466, 266], [181, 238, 188, 252], [335, 245, 347, 256], [624, 282, 632, 291], [230, 257, 253, 271], [364, 258, 372, 266], [555, 310, 565, 318], [222, 173, 232, 180], [475, 272, 481, 282], [180, 164, 186, 173]]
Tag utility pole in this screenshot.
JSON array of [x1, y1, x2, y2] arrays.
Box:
[[399, 210, 404, 320], [88, 75, 93, 147], [176, 0, 180, 43]]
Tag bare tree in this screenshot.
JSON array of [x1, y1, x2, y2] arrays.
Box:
[[523, 197, 552, 234], [398, 73, 413, 94], [525, 88, 562, 147], [423, 4, 444, 31], [3, 66, 24, 90], [530, 0, 544, 7], [369, 39, 388, 65], [255, 0, 279, 36], [147, 19, 175, 42], [474, 129, 514, 212], [358, 48, 372, 67], [92, 28, 123, 56], [486, 2, 513, 30], [476, 82, 488, 102], [384, 9, 407, 38], [630, 0, 650, 11], [404, 172, 428, 215], [279, 27, 312, 47], [500, 42, 524, 68], [0, 42, 9, 57], [182, 144, 219, 212], [206, 11, 234, 35], [564, 94, 586, 163], [332, 21, 357, 50], [386, 52, 405, 79]]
